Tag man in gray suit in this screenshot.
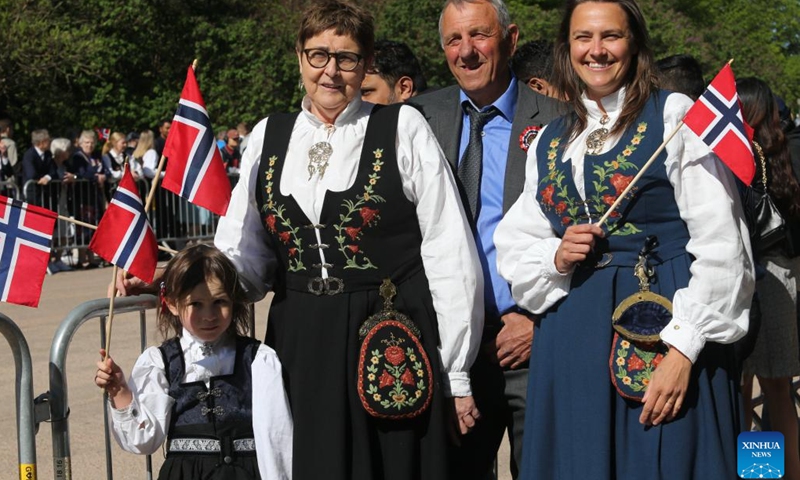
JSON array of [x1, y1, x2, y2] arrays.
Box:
[[410, 0, 561, 478]]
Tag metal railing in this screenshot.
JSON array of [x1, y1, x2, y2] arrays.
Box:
[[48, 295, 158, 480], [0, 313, 37, 479], [46, 296, 256, 479]]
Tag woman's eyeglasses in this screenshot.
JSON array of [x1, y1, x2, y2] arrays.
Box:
[[302, 48, 363, 72]]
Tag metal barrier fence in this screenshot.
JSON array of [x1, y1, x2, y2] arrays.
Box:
[[20, 175, 239, 262], [46, 296, 256, 480], [0, 313, 37, 480]]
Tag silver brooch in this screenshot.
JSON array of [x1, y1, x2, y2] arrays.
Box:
[[586, 114, 610, 156], [308, 141, 333, 180]]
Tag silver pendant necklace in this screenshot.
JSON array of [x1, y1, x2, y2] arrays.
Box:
[[308, 141, 333, 180], [586, 114, 610, 155]]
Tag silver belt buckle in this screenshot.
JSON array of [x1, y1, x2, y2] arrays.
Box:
[[307, 277, 344, 296]]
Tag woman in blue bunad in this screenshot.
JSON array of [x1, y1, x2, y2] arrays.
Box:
[[212, 1, 483, 479], [494, 1, 755, 479]]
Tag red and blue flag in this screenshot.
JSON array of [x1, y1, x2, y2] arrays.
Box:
[[0, 196, 56, 307], [683, 63, 755, 185], [89, 165, 158, 283], [162, 66, 231, 216]]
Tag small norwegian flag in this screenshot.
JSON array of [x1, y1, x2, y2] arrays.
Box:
[[683, 63, 755, 185], [162, 65, 231, 216], [0, 196, 56, 307], [95, 127, 111, 141], [89, 165, 158, 283]]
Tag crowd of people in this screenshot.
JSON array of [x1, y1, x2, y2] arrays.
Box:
[[7, 0, 791, 479], [0, 117, 250, 273]]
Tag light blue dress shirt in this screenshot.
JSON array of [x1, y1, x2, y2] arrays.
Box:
[[458, 77, 518, 318]]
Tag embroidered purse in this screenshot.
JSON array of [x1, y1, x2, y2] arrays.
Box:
[[609, 236, 671, 401], [357, 279, 433, 420]]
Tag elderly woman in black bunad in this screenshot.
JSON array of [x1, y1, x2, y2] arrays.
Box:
[[213, 1, 483, 479]]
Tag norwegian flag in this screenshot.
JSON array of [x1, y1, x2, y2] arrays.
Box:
[[95, 127, 111, 141], [89, 165, 158, 283], [0, 196, 56, 307], [162, 65, 231, 216], [683, 63, 755, 185]]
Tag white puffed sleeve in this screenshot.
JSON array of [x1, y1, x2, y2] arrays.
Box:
[[252, 344, 293, 480]]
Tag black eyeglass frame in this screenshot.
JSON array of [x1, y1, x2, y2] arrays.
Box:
[[302, 48, 364, 72]]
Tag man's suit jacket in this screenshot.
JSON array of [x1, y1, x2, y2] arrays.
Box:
[[410, 82, 563, 213], [22, 147, 54, 184]]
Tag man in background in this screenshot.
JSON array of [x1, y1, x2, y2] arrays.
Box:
[[511, 40, 558, 99], [655, 54, 705, 101], [410, 0, 562, 477], [361, 40, 427, 105]]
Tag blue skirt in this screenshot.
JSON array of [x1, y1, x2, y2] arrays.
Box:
[[520, 254, 743, 479]]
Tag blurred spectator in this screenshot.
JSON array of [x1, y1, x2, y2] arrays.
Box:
[[361, 40, 426, 105], [216, 127, 227, 150], [237, 121, 251, 154], [50, 137, 78, 272], [71, 130, 105, 268], [22, 129, 53, 186], [102, 131, 142, 181], [0, 118, 18, 175], [655, 54, 705, 101], [136, 130, 161, 180], [221, 128, 241, 174], [0, 142, 14, 183], [154, 119, 171, 158], [125, 131, 139, 158], [511, 40, 558, 98]]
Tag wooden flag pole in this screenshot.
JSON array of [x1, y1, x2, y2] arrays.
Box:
[[104, 265, 119, 360], [597, 58, 735, 227], [144, 58, 199, 213], [597, 122, 683, 227], [55, 215, 177, 254]]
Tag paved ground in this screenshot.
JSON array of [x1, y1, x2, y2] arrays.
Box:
[[0, 266, 513, 479]]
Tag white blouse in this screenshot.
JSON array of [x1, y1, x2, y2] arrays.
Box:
[[108, 329, 292, 480], [495, 88, 754, 363], [215, 96, 484, 397]]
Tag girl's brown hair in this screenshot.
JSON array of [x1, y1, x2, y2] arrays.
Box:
[[553, 0, 659, 144], [158, 244, 250, 339]]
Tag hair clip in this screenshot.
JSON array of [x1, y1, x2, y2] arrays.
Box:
[[159, 281, 168, 312]]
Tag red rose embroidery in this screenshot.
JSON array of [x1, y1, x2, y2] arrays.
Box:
[[561, 216, 571, 226], [360, 207, 380, 226], [555, 201, 566, 214], [379, 370, 395, 389], [384, 345, 406, 366], [278, 231, 291, 244], [610, 173, 633, 196], [345, 226, 361, 241], [541, 184, 555, 206], [288, 247, 297, 257], [400, 369, 415, 386], [265, 214, 277, 232], [347, 245, 359, 253], [627, 354, 645, 371], [602, 194, 616, 206], [609, 211, 620, 218]]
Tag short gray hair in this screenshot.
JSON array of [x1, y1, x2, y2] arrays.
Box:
[[438, 0, 512, 47], [79, 130, 96, 143], [50, 138, 72, 158], [31, 129, 50, 146]]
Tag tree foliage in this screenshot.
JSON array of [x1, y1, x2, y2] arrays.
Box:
[[0, 0, 798, 148]]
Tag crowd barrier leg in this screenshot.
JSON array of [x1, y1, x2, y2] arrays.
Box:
[[48, 296, 157, 480], [0, 313, 37, 479]]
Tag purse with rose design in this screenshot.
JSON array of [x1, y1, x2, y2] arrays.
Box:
[[357, 278, 434, 419], [609, 236, 671, 402]]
